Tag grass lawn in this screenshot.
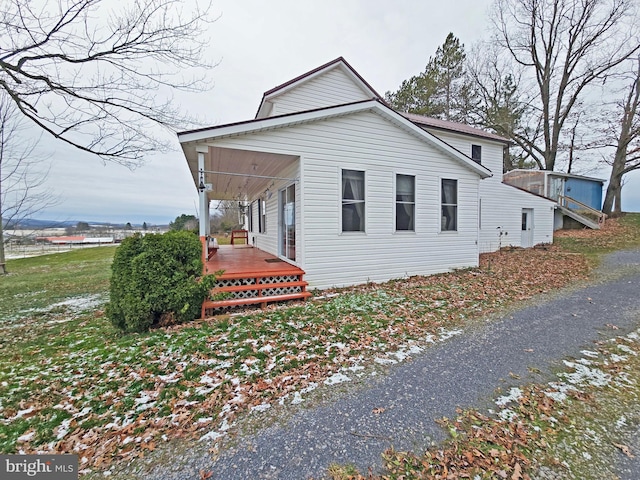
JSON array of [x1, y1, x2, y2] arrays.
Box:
[[0, 216, 638, 476]]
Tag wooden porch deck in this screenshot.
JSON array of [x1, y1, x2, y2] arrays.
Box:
[[204, 244, 303, 277], [202, 245, 310, 314]]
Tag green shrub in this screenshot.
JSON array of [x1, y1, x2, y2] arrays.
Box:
[[106, 231, 216, 332]]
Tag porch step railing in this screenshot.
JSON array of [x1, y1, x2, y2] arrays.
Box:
[[202, 271, 311, 316], [557, 195, 606, 229]]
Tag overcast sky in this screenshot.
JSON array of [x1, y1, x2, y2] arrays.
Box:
[[35, 0, 640, 225]]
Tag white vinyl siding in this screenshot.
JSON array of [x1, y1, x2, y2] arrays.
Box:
[[426, 129, 504, 179], [268, 67, 371, 116], [203, 110, 481, 289], [422, 129, 554, 251], [478, 183, 555, 253]]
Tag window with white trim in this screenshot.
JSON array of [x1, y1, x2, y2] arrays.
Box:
[[441, 179, 458, 231], [395, 174, 415, 231], [341, 169, 365, 232]]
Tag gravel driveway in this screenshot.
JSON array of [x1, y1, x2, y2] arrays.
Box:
[[142, 248, 640, 480]]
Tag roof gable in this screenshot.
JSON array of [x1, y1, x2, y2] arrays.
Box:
[[255, 57, 382, 118], [179, 99, 492, 179]]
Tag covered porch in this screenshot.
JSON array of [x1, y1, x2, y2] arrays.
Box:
[[177, 140, 307, 316], [202, 244, 310, 315]]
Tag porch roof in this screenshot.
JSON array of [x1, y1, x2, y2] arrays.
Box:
[[187, 145, 298, 201], [178, 100, 493, 201]]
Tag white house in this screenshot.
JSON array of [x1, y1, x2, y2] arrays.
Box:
[[178, 58, 555, 311]]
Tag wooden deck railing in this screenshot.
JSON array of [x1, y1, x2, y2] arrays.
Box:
[[557, 195, 606, 226]]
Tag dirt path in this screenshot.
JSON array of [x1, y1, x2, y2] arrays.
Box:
[[139, 249, 640, 480]]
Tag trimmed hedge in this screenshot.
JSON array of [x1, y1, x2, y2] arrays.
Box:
[[106, 231, 216, 332]]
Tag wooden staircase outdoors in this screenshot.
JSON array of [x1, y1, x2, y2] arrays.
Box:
[[557, 195, 606, 230], [202, 269, 312, 316]]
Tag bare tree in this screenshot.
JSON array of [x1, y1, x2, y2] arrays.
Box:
[[0, 93, 56, 274], [492, 0, 640, 171], [601, 58, 640, 214], [467, 44, 540, 171], [0, 0, 214, 167]]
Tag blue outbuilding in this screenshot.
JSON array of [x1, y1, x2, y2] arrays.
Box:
[[503, 170, 606, 230]]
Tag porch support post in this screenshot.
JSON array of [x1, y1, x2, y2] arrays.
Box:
[[197, 149, 209, 272]]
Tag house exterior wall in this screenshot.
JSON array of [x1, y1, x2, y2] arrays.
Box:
[[477, 183, 555, 252], [204, 110, 481, 289], [246, 161, 301, 264], [424, 130, 555, 252], [267, 67, 372, 117]]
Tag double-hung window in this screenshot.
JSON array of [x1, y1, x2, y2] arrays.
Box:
[[441, 179, 458, 231], [395, 174, 415, 231], [341, 169, 365, 232]]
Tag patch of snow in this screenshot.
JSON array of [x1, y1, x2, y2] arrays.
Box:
[[616, 416, 627, 428], [374, 357, 397, 365], [50, 294, 104, 313], [258, 344, 273, 353], [610, 354, 628, 363], [13, 407, 36, 419], [576, 358, 593, 366], [240, 363, 260, 376], [325, 373, 351, 386], [561, 361, 611, 387], [543, 382, 575, 403], [301, 382, 318, 395], [580, 350, 599, 358], [219, 418, 233, 431], [438, 328, 463, 341], [199, 373, 220, 385], [291, 392, 304, 405], [56, 419, 73, 440], [497, 409, 518, 422], [582, 452, 592, 460], [251, 403, 271, 413], [392, 350, 411, 362], [214, 360, 233, 370], [495, 387, 523, 407], [342, 365, 365, 373], [199, 431, 223, 442], [17, 431, 35, 442], [617, 344, 638, 356]]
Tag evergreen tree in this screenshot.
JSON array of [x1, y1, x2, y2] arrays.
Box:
[[385, 33, 472, 122]]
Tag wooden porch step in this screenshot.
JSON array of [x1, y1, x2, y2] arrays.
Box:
[[217, 269, 304, 280], [213, 280, 308, 294], [204, 291, 312, 309]]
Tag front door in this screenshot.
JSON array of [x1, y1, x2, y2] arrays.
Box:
[[280, 184, 296, 261], [521, 208, 534, 248]]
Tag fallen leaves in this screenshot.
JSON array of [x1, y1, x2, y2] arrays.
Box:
[[613, 442, 634, 458], [0, 237, 594, 474]]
